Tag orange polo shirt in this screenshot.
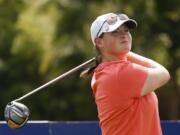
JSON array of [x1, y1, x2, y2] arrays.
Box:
[[91, 60, 162, 135]]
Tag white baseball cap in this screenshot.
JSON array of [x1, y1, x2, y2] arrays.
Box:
[[90, 13, 137, 46]]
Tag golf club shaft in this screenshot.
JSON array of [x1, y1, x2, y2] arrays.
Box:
[[14, 57, 95, 102]]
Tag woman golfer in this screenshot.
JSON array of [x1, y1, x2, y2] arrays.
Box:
[[81, 12, 170, 135]]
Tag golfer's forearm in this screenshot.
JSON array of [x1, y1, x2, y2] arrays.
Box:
[[127, 52, 163, 68], [127, 52, 170, 87]]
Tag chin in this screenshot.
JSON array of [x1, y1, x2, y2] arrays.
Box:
[[122, 46, 131, 53], [118, 46, 131, 53]]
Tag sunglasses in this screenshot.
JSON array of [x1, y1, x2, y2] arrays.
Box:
[[96, 14, 129, 38]]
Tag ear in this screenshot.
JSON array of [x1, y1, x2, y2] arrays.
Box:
[[95, 38, 103, 48]]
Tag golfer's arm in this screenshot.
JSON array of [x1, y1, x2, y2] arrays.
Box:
[[127, 52, 170, 96]]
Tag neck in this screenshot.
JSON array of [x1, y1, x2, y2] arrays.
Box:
[[102, 52, 128, 63]]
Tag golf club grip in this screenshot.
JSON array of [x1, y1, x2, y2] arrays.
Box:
[[14, 57, 95, 102]]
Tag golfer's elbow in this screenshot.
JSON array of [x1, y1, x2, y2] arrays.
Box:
[[140, 67, 170, 96], [162, 69, 170, 85]]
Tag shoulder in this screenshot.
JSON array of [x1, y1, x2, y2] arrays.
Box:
[[118, 62, 148, 80], [95, 60, 130, 73]]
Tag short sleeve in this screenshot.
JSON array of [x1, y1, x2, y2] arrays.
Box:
[[117, 63, 148, 98]]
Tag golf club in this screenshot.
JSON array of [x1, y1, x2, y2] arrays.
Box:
[[4, 57, 95, 129]]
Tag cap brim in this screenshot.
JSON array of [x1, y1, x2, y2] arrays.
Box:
[[124, 19, 137, 29], [107, 19, 137, 33]]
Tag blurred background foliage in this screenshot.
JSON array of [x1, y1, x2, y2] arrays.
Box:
[[0, 0, 179, 121]]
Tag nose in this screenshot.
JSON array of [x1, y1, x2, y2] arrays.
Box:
[[119, 30, 128, 38]]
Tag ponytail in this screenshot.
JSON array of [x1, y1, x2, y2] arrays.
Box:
[[80, 47, 102, 78]]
